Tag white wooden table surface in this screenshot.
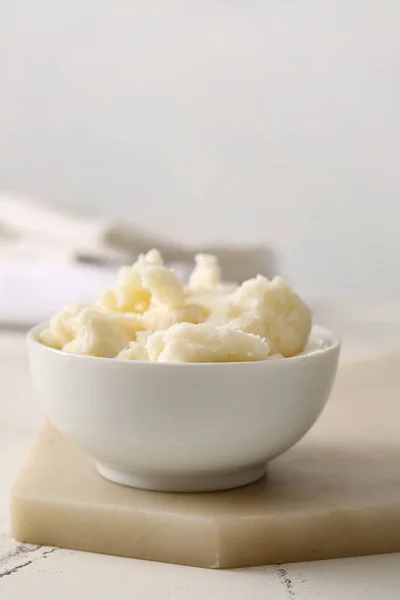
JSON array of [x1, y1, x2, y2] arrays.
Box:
[[1, 311, 400, 599]]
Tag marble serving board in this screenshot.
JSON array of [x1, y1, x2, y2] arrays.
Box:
[[10, 355, 400, 568]]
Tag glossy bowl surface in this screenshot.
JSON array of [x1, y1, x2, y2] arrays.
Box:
[[27, 325, 340, 491]]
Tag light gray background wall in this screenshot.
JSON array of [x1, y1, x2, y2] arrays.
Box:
[[1, 1, 399, 299]]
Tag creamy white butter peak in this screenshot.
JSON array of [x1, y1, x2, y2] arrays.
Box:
[[39, 250, 312, 362]]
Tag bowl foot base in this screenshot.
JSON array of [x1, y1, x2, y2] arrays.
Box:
[[96, 462, 266, 492]]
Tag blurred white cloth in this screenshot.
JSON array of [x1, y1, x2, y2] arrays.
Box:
[[0, 194, 275, 325], [0, 262, 118, 326]]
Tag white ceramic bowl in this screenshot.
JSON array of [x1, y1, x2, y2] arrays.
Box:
[[27, 325, 340, 492]]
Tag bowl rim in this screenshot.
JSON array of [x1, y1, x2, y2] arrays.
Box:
[[27, 323, 341, 368]]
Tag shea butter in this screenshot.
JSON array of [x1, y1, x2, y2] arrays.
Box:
[[39, 250, 312, 362]]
